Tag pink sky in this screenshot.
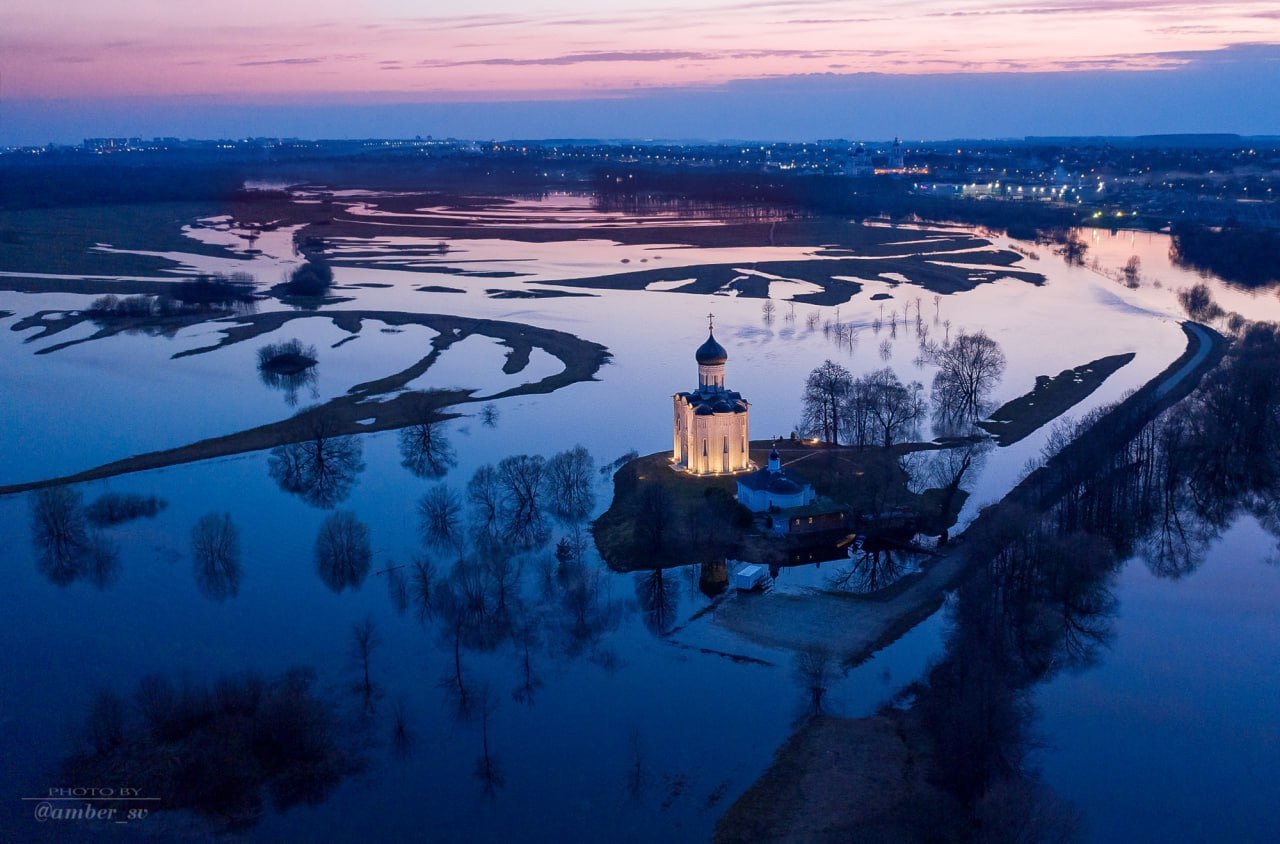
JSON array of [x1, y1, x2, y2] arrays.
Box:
[[6, 0, 1280, 101]]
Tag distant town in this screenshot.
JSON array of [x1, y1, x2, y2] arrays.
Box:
[[5, 133, 1279, 229]]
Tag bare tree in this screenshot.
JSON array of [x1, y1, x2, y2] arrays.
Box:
[[925, 329, 1006, 423], [315, 511, 372, 592], [390, 698, 413, 758], [497, 454, 548, 549], [466, 464, 503, 541], [398, 412, 456, 480], [385, 566, 409, 615], [418, 484, 463, 550], [30, 487, 118, 588], [635, 568, 680, 636], [473, 683, 505, 797], [1178, 282, 1224, 322], [862, 367, 927, 447], [268, 413, 365, 509], [543, 445, 596, 524], [351, 616, 379, 699], [191, 512, 242, 601], [801, 359, 854, 444], [1122, 255, 1142, 288], [410, 555, 436, 622], [1052, 228, 1088, 265], [510, 611, 543, 706], [793, 646, 833, 719], [30, 486, 90, 586]]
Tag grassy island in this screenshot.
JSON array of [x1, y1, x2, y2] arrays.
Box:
[[979, 352, 1135, 446], [593, 439, 972, 572]]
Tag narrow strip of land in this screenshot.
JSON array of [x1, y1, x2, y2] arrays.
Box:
[[0, 312, 610, 496], [708, 322, 1224, 666]]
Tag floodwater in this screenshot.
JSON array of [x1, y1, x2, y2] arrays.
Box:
[[0, 191, 1274, 841]]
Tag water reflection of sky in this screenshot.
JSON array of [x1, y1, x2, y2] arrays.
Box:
[[1, 194, 1274, 839], [1032, 516, 1280, 842]]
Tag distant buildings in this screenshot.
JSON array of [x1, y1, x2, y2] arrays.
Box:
[[846, 137, 912, 176], [848, 144, 876, 177]]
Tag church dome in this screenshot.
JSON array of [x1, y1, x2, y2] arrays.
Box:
[[695, 330, 728, 365]]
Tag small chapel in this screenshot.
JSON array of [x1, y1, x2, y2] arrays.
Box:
[[672, 317, 751, 475]]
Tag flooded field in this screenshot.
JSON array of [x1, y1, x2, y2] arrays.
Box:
[[0, 191, 1275, 840]]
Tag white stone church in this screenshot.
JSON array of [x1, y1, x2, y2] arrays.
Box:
[[672, 320, 751, 475]]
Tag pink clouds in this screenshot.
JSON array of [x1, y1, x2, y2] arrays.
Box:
[[3, 0, 1279, 101]]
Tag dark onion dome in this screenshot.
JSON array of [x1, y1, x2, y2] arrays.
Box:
[[695, 330, 728, 365]]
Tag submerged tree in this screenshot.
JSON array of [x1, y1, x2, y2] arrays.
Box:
[[925, 329, 1006, 425], [31, 486, 91, 586], [635, 568, 680, 637], [268, 414, 365, 509], [544, 445, 596, 524], [473, 683, 505, 797], [282, 257, 334, 297], [1122, 255, 1142, 288], [256, 339, 319, 407], [793, 646, 833, 720], [30, 487, 119, 588], [315, 511, 373, 592], [466, 464, 503, 543], [497, 454, 548, 550], [397, 401, 456, 479], [418, 484, 463, 551], [409, 555, 436, 622], [350, 616, 379, 700], [386, 565, 409, 615], [63, 668, 363, 834], [191, 512, 242, 601], [85, 492, 166, 527]]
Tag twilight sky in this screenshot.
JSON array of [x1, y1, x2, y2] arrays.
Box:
[[4, 0, 1280, 144]]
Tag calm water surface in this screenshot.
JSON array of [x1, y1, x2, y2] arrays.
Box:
[[0, 193, 1274, 840]]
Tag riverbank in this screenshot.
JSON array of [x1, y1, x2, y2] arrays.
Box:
[[716, 320, 1225, 838]]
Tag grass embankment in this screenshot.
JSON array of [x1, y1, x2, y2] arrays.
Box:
[[716, 713, 951, 843], [0, 312, 610, 495], [979, 352, 1135, 446], [715, 323, 1227, 839]]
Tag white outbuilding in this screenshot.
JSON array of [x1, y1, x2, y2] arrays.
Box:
[[736, 447, 816, 513]]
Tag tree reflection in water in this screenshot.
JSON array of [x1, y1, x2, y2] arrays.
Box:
[[268, 414, 365, 509], [635, 567, 680, 636], [191, 511, 242, 601], [256, 339, 319, 408], [828, 323, 1280, 837], [61, 668, 365, 834], [828, 546, 912, 594], [397, 403, 456, 480], [29, 486, 119, 589], [315, 511, 372, 593]]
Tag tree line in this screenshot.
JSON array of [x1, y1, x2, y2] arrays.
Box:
[[799, 329, 1006, 446]]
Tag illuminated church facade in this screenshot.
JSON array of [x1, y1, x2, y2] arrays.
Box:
[[672, 319, 751, 475]]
